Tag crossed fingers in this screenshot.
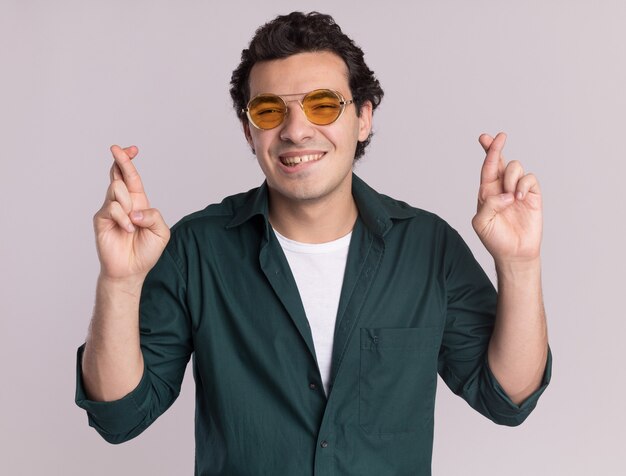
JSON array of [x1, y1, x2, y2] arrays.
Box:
[[109, 145, 143, 191], [478, 132, 541, 202], [99, 145, 148, 233]]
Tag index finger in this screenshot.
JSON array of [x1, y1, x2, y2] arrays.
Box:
[[479, 132, 507, 184], [110, 145, 144, 194]]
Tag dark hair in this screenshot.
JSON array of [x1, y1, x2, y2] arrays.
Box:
[[230, 11, 384, 161]]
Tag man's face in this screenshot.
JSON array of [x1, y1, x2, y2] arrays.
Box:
[[244, 51, 372, 206]]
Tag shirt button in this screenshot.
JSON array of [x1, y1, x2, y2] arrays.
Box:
[[320, 440, 329, 448], [309, 383, 317, 390]]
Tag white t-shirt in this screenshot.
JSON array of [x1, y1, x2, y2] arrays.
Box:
[[273, 228, 351, 395]]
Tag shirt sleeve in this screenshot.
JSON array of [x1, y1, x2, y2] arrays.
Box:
[[75, 245, 193, 443], [436, 226, 551, 427]]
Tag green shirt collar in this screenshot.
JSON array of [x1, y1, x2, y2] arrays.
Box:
[[226, 173, 417, 238]]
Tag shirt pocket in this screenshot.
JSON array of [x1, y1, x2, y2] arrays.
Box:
[[359, 327, 441, 435]]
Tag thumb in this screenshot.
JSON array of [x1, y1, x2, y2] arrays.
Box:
[[130, 208, 170, 241]]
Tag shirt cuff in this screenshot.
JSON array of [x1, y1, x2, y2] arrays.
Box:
[[481, 345, 552, 426], [75, 344, 151, 444]]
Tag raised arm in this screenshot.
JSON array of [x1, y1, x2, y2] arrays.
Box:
[[472, 132, 549, 405], [81, 145, 170, 401]]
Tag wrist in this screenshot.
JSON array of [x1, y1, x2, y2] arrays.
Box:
[[97, 273, 146, 298], [494, 257, 542, 282]]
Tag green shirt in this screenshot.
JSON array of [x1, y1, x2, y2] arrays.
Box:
[[76, 174, 551, 476]]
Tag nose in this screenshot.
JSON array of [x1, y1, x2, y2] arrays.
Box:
[[279, 102, 315, 144]]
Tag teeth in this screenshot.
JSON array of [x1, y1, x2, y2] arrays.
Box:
[[281, 153, 324, 166]]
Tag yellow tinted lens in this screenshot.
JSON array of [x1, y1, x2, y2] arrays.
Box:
[[303, 90, 342, 125], [248, 95, 286, 129]]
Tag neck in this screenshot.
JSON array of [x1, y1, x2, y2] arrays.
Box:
[[268, 182, 357, 244]]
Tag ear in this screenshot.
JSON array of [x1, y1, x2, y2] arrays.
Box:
[[357, 100, 373, 142], [242, 120, 256, 154]]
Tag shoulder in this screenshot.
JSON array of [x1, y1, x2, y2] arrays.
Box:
[[377, 189, 454, 236], [171, 187, 260, 233], [162, 186, 267, 263], [160, 185, 266, 268], [373, 190, 484, 281], [352, 174, 452, 237], [366, 185, 465, 254], [379, 192, 444, 223]]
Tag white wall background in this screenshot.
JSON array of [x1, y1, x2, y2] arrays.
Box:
[[1, 0, 624, 474]]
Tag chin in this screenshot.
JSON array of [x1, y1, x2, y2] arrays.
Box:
[[271, 181, 327, 202]]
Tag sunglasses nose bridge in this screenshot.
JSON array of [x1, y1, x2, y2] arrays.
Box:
[[283, 97, 306, 114], [281, 98, 311, 125]]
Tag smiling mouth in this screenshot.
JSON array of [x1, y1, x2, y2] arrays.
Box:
[[279, 153, 325, 167]]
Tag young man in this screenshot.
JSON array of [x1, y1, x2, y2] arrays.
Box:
[[77, 12, 551, 476]]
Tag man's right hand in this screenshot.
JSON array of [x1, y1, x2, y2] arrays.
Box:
[[83, 145, 169, 402], [94, 145, 170, 281]]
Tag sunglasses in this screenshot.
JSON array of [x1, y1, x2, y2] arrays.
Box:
[[243, 88, 355, 130]]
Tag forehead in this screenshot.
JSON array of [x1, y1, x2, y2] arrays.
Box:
[[248, 51, 350, 97]]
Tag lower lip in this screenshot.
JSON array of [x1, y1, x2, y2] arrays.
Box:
[[278, 154, 326, 174]]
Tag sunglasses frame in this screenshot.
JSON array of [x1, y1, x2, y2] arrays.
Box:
[[243, 88, 355, 130]]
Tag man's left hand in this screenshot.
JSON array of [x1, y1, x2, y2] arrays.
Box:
[[472, 132, 542, 264]]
